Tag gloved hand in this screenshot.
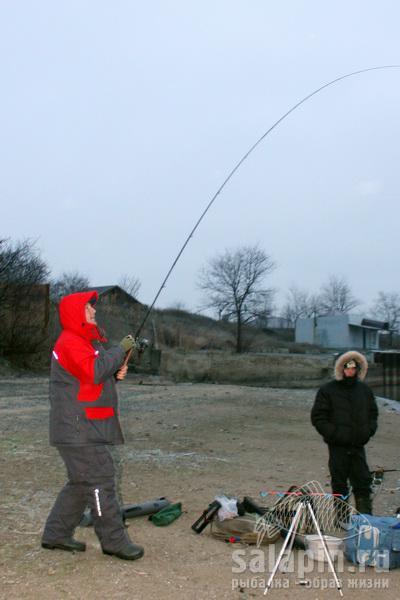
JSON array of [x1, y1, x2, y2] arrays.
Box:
[[119, 334, 136, 353]]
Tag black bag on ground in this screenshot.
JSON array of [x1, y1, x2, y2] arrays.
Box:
[[79, 497, 170, 527]]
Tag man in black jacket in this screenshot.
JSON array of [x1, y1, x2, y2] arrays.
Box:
[[311, 351, 378, 514]]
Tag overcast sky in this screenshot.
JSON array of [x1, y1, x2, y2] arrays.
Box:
[[1, 1, 400, 314]]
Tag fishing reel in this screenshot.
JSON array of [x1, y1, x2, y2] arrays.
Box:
[[136, 337, 149, 353], [370, 467, 400, 497]]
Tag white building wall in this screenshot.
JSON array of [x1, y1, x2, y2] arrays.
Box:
[[295, 318, 315, 343], [295, 315, 380, 349], [314, 315, 349, 347]]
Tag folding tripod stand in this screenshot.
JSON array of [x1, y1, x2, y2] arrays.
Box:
[[264, 499, 343, 596]]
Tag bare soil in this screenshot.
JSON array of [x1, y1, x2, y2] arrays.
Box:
[[1, 375, 399, 600]]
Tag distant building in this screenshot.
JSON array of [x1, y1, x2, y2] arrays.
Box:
[[84, 285, 141, 307], [256, 315, 293, 329], [295, 314, 389, 350]]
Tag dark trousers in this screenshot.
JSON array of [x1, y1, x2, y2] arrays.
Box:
[[328, 445, 372, 499], [42, 445, 131, 552]]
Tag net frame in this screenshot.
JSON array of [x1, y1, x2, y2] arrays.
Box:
[[254, 480, 371, 547]]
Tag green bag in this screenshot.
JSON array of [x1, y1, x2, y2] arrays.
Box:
[[149, 502, 182, 526]]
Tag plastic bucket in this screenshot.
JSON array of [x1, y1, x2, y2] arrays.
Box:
[[305, 534, 343, 562]]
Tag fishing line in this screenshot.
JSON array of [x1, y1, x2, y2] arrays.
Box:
[[135, 65, 400, 338]]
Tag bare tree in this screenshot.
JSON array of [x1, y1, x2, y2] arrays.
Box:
[[50, 271, 90, 302], [305, 293, 325, 318], [281, 286, 325, 326], [0, 238, 50, 356], [0, 238, 49, 286], [372, 291, 400, 331], [118, 274, 141, 300], [282, 286, 311, 326], [198, 245, 275, 353], [319, 275, 360, 315]]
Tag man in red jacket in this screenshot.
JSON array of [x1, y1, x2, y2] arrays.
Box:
[[41, 291, 144, 560]]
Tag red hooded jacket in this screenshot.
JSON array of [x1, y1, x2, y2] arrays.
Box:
[[49, 291, 125, 446], [54, 291, 106, 402]]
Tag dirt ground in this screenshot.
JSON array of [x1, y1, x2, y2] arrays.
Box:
[[1, 375, 399, 600]]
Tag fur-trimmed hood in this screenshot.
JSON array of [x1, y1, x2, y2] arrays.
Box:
[[334, 351, 368, 381]]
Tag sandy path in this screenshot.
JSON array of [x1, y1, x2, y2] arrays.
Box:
[[1, 376, 399, 599]]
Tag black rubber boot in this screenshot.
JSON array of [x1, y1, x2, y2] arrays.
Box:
[[355, 495, 372, 515], [102, 542, 144, 561], [42, 538, 86, 552]]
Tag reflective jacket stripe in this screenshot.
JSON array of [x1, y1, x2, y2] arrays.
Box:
[[85, 407, 115, 419]]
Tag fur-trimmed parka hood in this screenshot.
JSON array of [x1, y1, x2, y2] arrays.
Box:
[[334, 350, 368, 381]]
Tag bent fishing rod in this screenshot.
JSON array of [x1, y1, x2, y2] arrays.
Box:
[[132, 64, 400, 343]]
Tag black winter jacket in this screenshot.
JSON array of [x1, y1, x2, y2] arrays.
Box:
[[311, 379, 378, 447]]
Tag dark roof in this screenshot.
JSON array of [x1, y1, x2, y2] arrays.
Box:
[[361, 318, 389, 331], [347, 314, 389, 330], [84, 285, 140, 303], [85, 286, 119, 295]]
